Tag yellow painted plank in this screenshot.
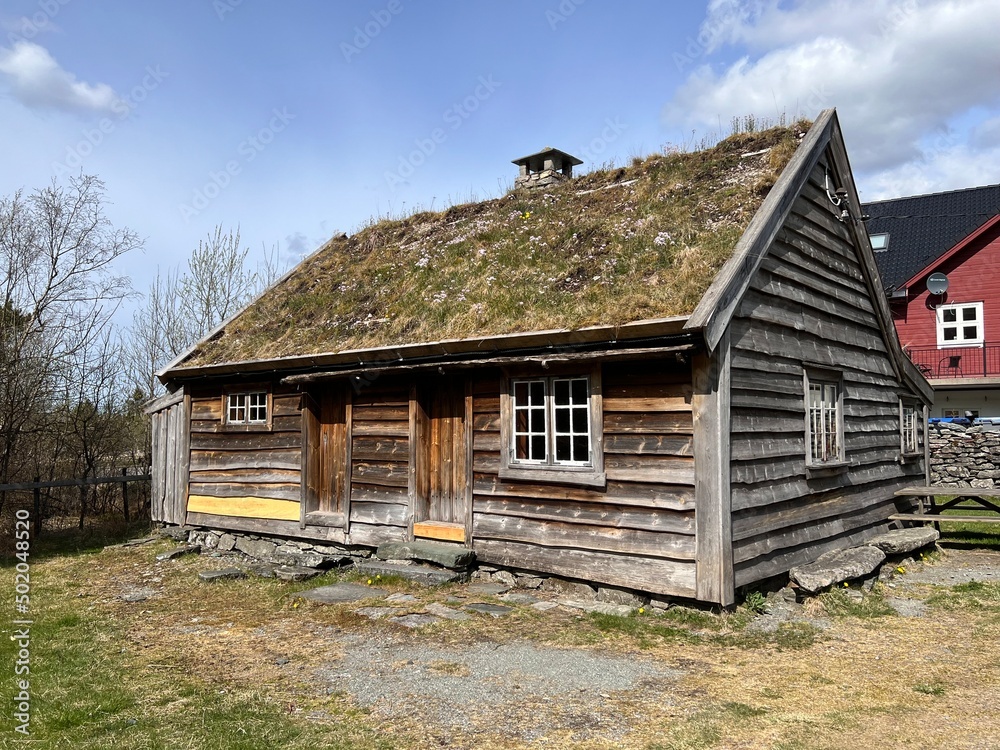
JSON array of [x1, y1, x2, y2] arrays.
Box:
[[413, 521, 466, 543], [186, 495, 300, 521]]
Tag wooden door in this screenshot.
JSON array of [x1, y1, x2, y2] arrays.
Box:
[[414, 375, 469, 541], [301, 385, 350, 527]]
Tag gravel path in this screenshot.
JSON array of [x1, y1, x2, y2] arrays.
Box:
[[315, 635, 682, 741]]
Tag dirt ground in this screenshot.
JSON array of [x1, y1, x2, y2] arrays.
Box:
[[80, 541, 1000, 749]]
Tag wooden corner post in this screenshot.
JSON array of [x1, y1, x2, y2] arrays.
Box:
[[692, 329, 735, 606]]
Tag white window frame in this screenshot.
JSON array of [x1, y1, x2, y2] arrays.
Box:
[[899, 400, 920, 457], [499, 366, 605, 488], [803, 368, 845, 468], [936, 302, 984, 348], [224, 389, 271, 428]]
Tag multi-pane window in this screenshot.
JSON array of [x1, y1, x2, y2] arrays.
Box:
[[512, 376, 592, 466], [227, 391, 268, 424], [937, 302, 984, 347], [901, 402, 919, 455], [807, 379, 841, 464]]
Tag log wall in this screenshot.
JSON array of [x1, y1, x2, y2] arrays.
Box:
[[470, 362, 699, 598], [728, 154, 927, 588]]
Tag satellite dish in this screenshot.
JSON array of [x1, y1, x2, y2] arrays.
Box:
[[927, 273, 949, 296]]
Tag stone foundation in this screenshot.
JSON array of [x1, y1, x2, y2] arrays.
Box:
[[929, 421, 1000, 487]]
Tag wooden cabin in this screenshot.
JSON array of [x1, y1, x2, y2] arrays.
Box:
[[150, 109, 932, 605]]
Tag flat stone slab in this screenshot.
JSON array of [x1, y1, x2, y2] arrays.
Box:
[[246, 563, 276, 578], [356, 606, 401, 620], [467, 582, 509, 596], [376, 540, 475, 570], [886, 597, 929, 618], [104, 536, 158, 551], [464, 603, 513, 618], [355, 560, 467, 586], [559, 599, 635, 617], [499, 592, 539, 605], [790, 545, 886, 593], [385, 593, 417, 603], [391, 613, 440, 628], [155, 544, 201, 562], [294, 583, 387, 604], [426, 602, 472, 621], [532, 601, 560, 612], [274, 565, 322, 582], [869, 528, 940, 555], [198, 568, 246, 582], [120, 587, 158, 602]]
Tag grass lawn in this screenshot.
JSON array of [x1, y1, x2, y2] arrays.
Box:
[[1, 519, 999, 749]]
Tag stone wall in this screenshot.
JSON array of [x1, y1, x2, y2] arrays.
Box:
[[929, 421, 1000, 487]]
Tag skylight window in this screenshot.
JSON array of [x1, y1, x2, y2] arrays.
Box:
[[869, 233, 889, 251]]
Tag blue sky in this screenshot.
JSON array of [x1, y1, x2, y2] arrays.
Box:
[[2, 0, 1000, 324]]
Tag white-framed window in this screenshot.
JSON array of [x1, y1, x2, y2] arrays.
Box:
[[512, 376, 592, 466], [499, 367, 605, 487], [804, 369, 844, 466], [937, 302, 984, 347], [869, 233, 889, 251], [900, 401, 919, 456], [226, 390, 269, 425]]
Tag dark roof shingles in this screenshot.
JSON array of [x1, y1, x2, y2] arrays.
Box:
[[863, 184, 1000, 289]]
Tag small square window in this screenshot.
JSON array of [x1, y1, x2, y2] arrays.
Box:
[[869, 233, 889, 251], [226, 391, 268, 426], [937, 302, 984, 347]]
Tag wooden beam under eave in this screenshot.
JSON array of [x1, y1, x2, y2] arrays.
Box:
[[692, 328, 735, 606]]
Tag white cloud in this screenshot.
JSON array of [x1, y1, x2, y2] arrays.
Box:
[[0, 41, 117, 114], [667, 0, 1000, 179]]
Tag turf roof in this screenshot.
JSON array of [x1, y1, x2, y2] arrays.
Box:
[[178, 121, 811, 369]]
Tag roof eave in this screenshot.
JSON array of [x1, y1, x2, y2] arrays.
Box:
[[160, 314, 693, 381]]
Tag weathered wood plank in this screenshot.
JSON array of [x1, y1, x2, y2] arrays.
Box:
[[351, 421, 410, 437], [351, 436, 409, 461], [191, 468, 300, 484], [605, 454, 695, 485], [473, 495, 695, 534], [189, 431, 302, 450], [350, 501, 408, 526], [473, 513, 696, 560], [604, 434, 694, 456], [473, 475, 695, 510], [352, 461, 409, 488], [603, 412, 694, 435], [353, 404, 409, 422], [189, 482, 300, 502], [350, 482, 409, 504], [190, 414, 301, 434], [186, 511, 349, 545], [473, 539, 697, 598], [189, 449, 300, 471]]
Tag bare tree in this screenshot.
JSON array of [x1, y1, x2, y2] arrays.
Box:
[[126, 224, 283, 399], [0, 175, 140, 511]]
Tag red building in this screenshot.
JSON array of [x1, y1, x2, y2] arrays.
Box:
[[865, 185, 1000, 417]]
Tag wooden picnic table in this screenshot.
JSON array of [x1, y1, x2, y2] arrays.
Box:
[[890, 485, 1000, 525]]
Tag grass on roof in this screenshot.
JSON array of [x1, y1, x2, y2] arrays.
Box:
[[182, 121, 811, 367]]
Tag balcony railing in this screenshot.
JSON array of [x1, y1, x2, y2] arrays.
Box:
[[905, 344, 1000, 379]]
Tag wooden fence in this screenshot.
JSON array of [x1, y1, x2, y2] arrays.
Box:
[[0, 470, 151, 535]]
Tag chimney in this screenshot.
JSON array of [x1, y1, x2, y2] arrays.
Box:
[[512, 147, 583, 190]]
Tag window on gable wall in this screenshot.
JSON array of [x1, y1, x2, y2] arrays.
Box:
[[805, 369, 844, 467], [937, 302, 984, 347], [900, 400, 920, 456]]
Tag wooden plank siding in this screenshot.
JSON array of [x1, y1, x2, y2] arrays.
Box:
[[727, 154, 926, 590], [187, 385, 303, 516], [469, 363, 699, 598], [347, 380, 411, 542]]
